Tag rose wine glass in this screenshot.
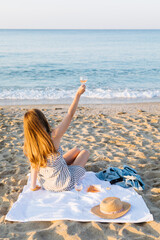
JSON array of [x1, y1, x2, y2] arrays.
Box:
[[75, 182, 83, 200], [80, 76, 88, 85]]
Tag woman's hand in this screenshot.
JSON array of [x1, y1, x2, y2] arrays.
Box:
[[77, 84, 86, 96], [30, 185, 41, 191]]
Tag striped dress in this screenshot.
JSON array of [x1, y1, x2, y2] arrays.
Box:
[[38, 146, 86, 192]]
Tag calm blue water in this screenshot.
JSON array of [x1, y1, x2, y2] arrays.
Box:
[[0, 29, 160, 105]]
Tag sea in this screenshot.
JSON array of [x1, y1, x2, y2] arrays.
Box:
[[0, 29, 160, 105]]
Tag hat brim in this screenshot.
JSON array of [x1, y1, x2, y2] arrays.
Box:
[[91, 201, 131, 219]]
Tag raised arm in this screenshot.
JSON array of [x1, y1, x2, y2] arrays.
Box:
[[52, 85, 86, 145]]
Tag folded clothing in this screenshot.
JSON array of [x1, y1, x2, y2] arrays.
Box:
[[95, 165, 144, 190]]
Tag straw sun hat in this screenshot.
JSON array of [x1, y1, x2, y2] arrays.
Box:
[[91, 197, 131, 219]]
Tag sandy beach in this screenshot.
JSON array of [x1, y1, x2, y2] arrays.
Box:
[[0, 102, 160, 240]]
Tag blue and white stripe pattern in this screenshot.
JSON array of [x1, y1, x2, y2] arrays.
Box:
[[38, 146, 86, 192]]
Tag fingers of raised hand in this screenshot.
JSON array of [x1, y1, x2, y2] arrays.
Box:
[[79, 85, 86, 94]]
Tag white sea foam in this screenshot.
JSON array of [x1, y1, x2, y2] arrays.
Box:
[[0, 88, 160, 102], [86, 88, 160, 99]]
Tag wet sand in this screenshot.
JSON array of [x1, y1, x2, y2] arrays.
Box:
[[0, 103, 160, 239]]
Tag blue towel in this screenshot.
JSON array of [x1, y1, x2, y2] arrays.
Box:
[[95, 165, 144, 190]]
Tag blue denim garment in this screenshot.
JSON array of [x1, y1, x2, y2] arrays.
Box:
[[95, 165, 144, 190]]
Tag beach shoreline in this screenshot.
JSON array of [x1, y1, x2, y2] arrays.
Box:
[[0, 102, 160, 239], [0, 101, 160, 114]]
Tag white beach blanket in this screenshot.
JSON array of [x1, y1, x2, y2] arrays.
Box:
[[5, 172, 153, 223]]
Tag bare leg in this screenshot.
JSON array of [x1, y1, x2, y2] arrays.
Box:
[[72, 150, 90, 168], [63, 147, 80, 165]]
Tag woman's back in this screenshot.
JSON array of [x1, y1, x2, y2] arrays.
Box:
[[38, 146, 85, 192]]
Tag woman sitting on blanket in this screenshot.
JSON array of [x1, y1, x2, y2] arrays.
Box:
[[23, 85, 89, 192]]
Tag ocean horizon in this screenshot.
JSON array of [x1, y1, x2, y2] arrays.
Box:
[[0, 29, 160, 105]]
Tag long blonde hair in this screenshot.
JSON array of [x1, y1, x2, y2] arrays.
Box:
[[23, 109, 57, 168]]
